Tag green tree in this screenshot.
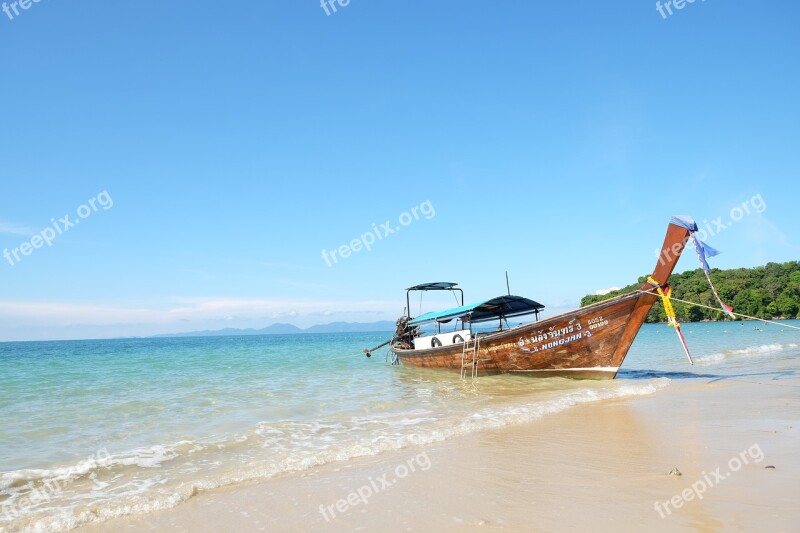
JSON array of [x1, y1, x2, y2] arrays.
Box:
[[579, 260, 800, 322]]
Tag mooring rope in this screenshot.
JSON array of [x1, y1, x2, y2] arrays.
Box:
[[636, 288, 800, 332], [688, 234, 736, 319]]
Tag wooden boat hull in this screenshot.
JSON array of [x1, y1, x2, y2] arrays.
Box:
[[394, 292, 652, 379], [392, 220, 692, 379]]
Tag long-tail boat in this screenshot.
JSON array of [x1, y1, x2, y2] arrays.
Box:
[[377, 216, 701, 379]]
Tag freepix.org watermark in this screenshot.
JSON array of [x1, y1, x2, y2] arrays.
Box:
[[3, 190, 114, 268], [1, 447, 112, 523], [321, 200, 435, 267], [653, 443, 764, 518], [318, 451, 431, 522], [655, 193, 766, 265], [656, 0, 706, 20], [320, 0, 351, 16], [2, 0, 44, 22]]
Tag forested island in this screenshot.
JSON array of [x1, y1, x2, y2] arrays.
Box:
[[580, 261, 800, 322]]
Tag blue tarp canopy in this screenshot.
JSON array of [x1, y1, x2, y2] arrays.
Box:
[[408, 295, 545, 326], [406, 282, 459, 291]]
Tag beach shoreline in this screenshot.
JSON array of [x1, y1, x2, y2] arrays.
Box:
[[76, 372, 799, 532]]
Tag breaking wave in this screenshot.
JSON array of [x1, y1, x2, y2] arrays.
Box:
[[0, 379, 668, 532], [694, 342, 798, 366]]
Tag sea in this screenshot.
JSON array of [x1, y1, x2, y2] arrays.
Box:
[[1, 320, 798, 532]]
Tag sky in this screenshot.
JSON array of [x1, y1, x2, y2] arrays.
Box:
[[1, 1, 798, 341]]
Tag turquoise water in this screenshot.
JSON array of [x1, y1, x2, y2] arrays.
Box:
[[1, 322, 798, 531]]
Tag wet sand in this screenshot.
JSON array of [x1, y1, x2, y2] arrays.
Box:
[[78, 374, 799, 532]]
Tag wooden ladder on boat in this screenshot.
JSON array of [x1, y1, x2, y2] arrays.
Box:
[[460, 336, 480, 379]]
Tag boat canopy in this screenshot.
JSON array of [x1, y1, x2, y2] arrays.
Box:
[[408, 295, 545, 326], [406, 282, 459, 291], [406, 282, 464, 311]]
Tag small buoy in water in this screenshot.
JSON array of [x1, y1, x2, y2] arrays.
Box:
[[668, 467, 682, 477]]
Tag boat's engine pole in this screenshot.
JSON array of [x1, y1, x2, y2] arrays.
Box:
[[363, 316, 414, 357]]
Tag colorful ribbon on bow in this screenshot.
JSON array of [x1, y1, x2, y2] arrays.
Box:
[[690, 234, 736, 319]]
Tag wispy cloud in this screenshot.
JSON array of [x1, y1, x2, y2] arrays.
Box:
[[0, 222, 34, 236], [163, 297, 396, 321], [0, 297, 397, 333], [594, 286, 621, 296], [741, 215, 798, 249]]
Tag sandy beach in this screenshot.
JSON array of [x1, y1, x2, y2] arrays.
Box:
[[77, 371, 799, 532]]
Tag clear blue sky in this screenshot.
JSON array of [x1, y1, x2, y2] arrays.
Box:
[[1, 1, 798, 341]]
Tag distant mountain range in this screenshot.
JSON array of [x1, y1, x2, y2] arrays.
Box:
[[153, 321, 397, 338]]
